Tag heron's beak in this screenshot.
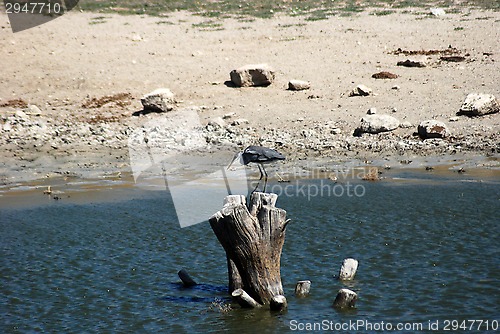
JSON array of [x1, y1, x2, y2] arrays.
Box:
[[227, 152, 240, 170]]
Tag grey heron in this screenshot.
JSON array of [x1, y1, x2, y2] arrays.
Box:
[[227, 145, 285, 192]]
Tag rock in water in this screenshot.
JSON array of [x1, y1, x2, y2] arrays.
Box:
[[418, 120, 449, 139], [288, 80, 311, 91], [230, 64, 275, 87], [356, 114, 400, 134], [459, 93, 499, 116], [141, 88, 175, 112]]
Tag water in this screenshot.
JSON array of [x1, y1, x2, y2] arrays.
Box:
[[1, 172, 499, 333]]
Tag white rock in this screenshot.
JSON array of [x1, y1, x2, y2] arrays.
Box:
[[430, 8, 446, 17], [3, 121, 12, 131], [418, 120, 449, 139], [349, 84, 372, 97], [288, 80, 311, 91], [207, 117, 226, 128], [141, 88, 175, 112], [400, 121, 413, 129], [357, 114, 400, 134], [222, 112, 236, 119], [231, 118, 249, 126], [459, 93, 499, 116], [230, 64, 275, 87], [367, 107, 377, 115], [449, 116, 460, 122], [26, 104, 42, 115], [15, 110, 28, 119]]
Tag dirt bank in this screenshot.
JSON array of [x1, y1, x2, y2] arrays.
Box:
[[1, 9, 499, 185]]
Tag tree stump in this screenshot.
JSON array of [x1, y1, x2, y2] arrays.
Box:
[[295, 280, 311, 297], [338, 258, 359, 281], [232, 288, 261, 308], [178, 269, 197, 287], [270, 295, 288, 311], [209, 192, 289, 306], [333, 288, 358, 309]]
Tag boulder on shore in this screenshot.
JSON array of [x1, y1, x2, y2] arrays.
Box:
[[459, 93, 499, 116], [418, 120, 449, 139], [356, 114, 400, 134], [288, 80, 311, 91], [230, 64, 275, 87], [372, 71, 398, 79], [349, 84, 372, 97], [397, 59, 427, 68], [141, 88, 175, 112]]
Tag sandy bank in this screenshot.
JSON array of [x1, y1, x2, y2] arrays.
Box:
[[1, 9, 499, 186]]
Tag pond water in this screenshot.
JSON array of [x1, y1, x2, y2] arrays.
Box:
[[1, 170, 499, 333]]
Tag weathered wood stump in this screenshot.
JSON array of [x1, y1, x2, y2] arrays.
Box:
[[338, 258, 359, 281], [178, 269, 197, 287], [232, 288, 261, 308], [333, 288, 358, 309], [270, 295, 288, 311], [209, 192, 289, 306], [295, 280, 311, 297]]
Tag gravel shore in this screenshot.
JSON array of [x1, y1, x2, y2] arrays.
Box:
[[1, 9, 499, 185]]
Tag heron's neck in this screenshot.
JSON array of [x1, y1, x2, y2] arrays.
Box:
[[238, 152, 246, 165]]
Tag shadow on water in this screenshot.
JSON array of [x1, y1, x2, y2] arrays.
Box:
[[162, 282, 230, 304], [168, 282, 228, 292]]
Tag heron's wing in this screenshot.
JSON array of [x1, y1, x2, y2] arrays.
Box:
[[261, 148, 285, 161], [245, 146, 285, 162]]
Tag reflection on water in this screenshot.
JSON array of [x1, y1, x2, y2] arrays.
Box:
[[1, 172, 499, 333]]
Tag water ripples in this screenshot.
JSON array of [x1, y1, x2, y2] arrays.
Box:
[[1, 178, 499, 332]]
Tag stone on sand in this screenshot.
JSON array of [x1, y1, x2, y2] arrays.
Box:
[[357, 114, 400, 134], [141, 88, 175, 112], [397, 59, 427, 68], [372, 71, 398, 79], [418, 120, 449, 139], [230, 64, 275, 87], [459, 93, 499, 116], [207, 117, 226, 129], [349, 84, 372, 97], [288, 80, 311, 91], [430, 8, 446, 17]]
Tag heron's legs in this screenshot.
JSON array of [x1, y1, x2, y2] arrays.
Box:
[[261, 164, 269, 192], [251, 164, 265, 193]]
